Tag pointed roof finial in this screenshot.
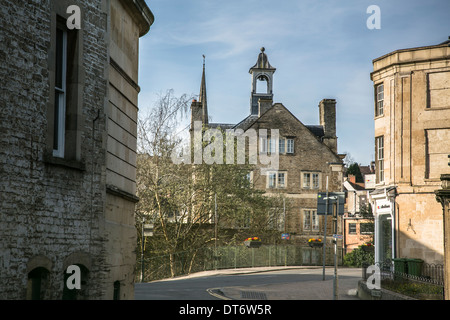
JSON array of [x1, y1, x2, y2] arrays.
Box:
[[250, 47, 275, 72], [199, 54, 208, 124]]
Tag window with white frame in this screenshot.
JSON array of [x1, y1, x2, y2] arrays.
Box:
[[267, 171, 287, 189], [260, 137, 276, 154], [260, 137, 267, 153], [244, 171, 253, 188], [278, 138, 285, 154], [376, 136, 384, 183], [376, 83, 384, 117], [53, 24, 67, 158], [278, 172, 285, 188], [287, 138, 294, 154], [312, 173, 320, 189], [303, 209, 319, 231], [302, 173, 311, 189], [278, 138, 295, 154], [302, 172, 321, 189]]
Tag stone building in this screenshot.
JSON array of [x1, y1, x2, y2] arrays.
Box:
[[343, 174, 374, 252], [190, 48, 345, 250], [0, 0, 153, 299], [369, 38, 450, 264]]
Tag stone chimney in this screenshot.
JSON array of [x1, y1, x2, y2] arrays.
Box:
[[348, 174, 356, 184], [190, 99, 202, 140], [319, 99, 337, 153], [190, 99, 202, 124], [258, 98, 273, 117]]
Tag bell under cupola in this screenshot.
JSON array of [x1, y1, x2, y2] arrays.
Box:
[[249, 47, 276, 116]]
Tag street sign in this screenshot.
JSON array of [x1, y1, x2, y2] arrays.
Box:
[[332, 234, 343, 239], [143, 223, 154, 237], [316, 192, 345, 215], [281, 233, 290, 240]]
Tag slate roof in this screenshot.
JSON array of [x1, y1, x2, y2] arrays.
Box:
[[210, 111, 325, 141], [305, 125, 324, 138], [208, 123, 235, 130]]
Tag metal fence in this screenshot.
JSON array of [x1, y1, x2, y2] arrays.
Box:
[[362, 259, 444, 300], [137, 244, 344, 282]]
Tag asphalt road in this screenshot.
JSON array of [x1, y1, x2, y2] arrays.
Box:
[[134, 267, 362, 300]]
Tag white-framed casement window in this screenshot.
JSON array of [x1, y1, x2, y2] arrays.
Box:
[[376, 136, 384, 183], [53, 24, 67, 158], [260, 137, 277, 154], [287, 138, 294, 154], [268, 172, 276, 188], [375, 83, 384, 117], [267, 171, 287, 189], [278, 138, 285, 154], [303, 209, 319, 231], [278, 172, 286, 188], [278, 138, 295, 154], [301, 172, 321, 189]]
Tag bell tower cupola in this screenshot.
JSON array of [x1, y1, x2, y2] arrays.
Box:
[[249, 47, 276, 116]]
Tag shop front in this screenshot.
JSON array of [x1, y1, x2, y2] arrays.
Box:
[[369, 187, 396, 264]]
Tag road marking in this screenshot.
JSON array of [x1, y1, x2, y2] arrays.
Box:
[[206, 288, 232, 300]]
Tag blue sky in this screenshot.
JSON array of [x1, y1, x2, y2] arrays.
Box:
[[138, 0, 450, 165]]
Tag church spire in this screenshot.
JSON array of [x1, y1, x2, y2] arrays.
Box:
[[199, 54, 208, 124]]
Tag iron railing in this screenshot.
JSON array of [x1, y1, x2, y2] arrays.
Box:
[[362, 259, 444, 300], [137, 244, 344, 282]]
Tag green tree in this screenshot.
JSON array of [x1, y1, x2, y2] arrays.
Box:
[[347, 162, 363, 183]]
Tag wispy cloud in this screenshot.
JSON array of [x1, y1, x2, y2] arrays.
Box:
[[140, 0, 450, 165], [164, 13, 297, 59]]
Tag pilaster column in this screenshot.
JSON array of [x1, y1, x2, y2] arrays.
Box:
[[436, 174, 450, 300]]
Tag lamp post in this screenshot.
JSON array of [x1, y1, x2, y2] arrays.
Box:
[[322, 194, 339, 300], [322, 176, 329, 281], [141, 216, 145, 282]]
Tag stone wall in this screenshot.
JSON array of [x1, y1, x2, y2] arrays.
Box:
[[249, 103, 344, 242], [0, 0, 152, 299]]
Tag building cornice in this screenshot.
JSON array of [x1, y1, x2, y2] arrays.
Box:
[[370, 43, 449, 80], [120, 0, 154, 37]]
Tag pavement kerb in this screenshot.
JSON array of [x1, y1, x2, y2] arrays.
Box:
[[150, 265, 326, 282]]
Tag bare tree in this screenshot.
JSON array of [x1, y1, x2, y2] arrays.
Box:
[[136, 90, 287, 278]]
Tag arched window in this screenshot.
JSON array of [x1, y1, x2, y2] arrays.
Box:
[[62, 264, 89, 300], [27, 267, 50, 300], [113, 281, 121, 300]]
